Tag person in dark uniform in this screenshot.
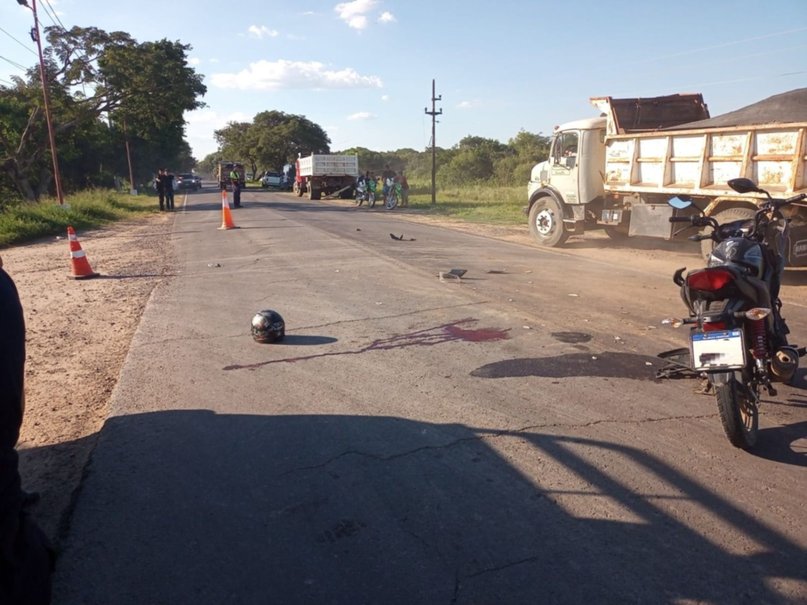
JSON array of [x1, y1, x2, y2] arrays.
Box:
[[155, 169, 166, 211], [0, 256, 53, 605], [163, 169, 175, 211], [229, 167, 242, 208]]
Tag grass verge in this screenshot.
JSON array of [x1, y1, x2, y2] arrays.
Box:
[[406, 184, 526, 224], [0, 190, 157, 248]]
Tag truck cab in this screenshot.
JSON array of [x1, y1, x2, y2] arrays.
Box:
[[526, 117, 606, 245]]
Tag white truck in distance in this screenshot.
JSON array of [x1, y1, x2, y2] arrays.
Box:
[[526, 89, 807, 264], [294, 154, 359, 200]]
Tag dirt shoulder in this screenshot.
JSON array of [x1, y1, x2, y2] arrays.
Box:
[[3, 212, 174, 544]]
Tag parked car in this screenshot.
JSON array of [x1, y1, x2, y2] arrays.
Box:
[[261, 171, 285, 189], [176, 173, 201, 191]]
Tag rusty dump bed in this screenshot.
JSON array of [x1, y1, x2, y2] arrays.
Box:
[[666, 88, 807, 130], [592, 93, 710, 134], [596, 89, 807, 196]]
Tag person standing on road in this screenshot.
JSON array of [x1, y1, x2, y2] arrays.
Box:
[[0, 256, 53, 605], [229, 167, 242, 208], [155, 169, 166, 211], [163, 169, 175, 211], [400, 170, 410, 207]]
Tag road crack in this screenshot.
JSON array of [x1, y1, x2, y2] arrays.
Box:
[[277, 413, 716, 478]]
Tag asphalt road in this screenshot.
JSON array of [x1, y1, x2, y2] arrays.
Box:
[[53, 187, 807, 604]]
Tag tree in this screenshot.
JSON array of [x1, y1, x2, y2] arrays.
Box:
[[214, 121, 257, 176], [215, 111, 331, 177], [252, 111, 330, 171], [0, 26, 206, 200]]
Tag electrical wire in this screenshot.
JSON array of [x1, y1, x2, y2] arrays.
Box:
[[41, 0, 67, 31], [0, 26, 37, 56], [0, 55, 29, 71]]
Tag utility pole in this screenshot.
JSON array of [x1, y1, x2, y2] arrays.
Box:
[[21, 0, 65, 205], [122, 118, 137, 195], [424, 79, 442, 205]]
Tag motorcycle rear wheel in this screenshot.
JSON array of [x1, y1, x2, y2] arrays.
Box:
[[368, 192, 376, 208], [715, 378, 758, 449]]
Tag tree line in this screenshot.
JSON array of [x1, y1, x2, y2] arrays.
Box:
[[203, 113, 551, 188], [1, 23, 550, 207], [0, 25, 205, 205]]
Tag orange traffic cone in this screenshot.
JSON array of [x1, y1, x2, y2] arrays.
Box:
[[219, 189, 239, 230], [67, 226, 100, 279]]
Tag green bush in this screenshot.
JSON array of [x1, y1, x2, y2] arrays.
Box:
[[0, 190, 155, 248]]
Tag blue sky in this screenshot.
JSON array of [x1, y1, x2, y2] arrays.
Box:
[[1, 0, 806, 162]]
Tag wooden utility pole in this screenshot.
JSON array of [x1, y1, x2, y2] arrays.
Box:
[[25, 0, 65, 205], [122, 119, 137, 195], [424, 79, 442, 205]]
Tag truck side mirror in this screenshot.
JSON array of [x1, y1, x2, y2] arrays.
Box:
[[564, 155, 576, 169]]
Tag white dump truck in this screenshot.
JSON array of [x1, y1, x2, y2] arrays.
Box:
[[526, 89, 807, 263], [294, 154, 359, 200]]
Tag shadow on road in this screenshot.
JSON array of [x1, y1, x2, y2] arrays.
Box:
[[42, 412, 805, 604]]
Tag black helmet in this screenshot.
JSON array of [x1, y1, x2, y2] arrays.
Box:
[[251, 310, 285, 343]]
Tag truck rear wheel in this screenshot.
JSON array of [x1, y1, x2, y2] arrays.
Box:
[[309, 186, 321, 201], [700, 207, 756, 260], [528, 196, 568, 247]]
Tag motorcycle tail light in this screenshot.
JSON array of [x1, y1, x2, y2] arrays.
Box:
[[702, 321, 726, 331], [686, 268, 735, 292], [745, 307, 771, 320]]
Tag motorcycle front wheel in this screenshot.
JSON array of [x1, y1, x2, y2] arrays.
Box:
[[385, 192, 398, 210], [715, 378, 758, 449]]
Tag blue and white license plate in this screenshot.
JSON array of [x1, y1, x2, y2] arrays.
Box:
[[690, 329, 746, 371]]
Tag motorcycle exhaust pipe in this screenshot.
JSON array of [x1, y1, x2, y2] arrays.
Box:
[[771, 346, 800, 382]]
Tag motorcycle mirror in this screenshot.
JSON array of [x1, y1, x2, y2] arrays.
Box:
[[668, 196, 692, 210], [728, 178, 763, 194]]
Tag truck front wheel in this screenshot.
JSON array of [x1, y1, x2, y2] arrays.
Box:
[[528, 196, 568, 247]]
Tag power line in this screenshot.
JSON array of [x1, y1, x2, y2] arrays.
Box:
[[43, 0, 67, 30], [0, 25, 37, 56], [0, 54, 29, 71], [37, 0, 58, 28], [632, 26, 807, 65]]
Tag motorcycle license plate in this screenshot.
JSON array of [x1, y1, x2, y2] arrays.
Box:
[[690, 329, 746, 371]]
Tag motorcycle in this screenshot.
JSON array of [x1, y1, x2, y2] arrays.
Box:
[[355, 178, 377, 208], [384, 177, 403, 210], [663, 178, 807, 449]]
